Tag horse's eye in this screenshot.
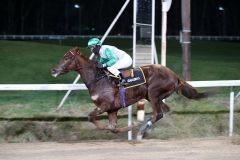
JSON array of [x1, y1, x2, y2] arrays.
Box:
[[64, 57, 68, 61]]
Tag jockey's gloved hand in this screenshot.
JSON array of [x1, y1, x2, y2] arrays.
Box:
[[96, 62, 106, 69]]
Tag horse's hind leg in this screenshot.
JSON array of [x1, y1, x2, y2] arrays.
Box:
[[137, 83, 174, 140], [137, 100, 170, 140]]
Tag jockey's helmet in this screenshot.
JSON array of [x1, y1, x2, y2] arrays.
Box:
[[88, 38, 101, 47], [87, 38, 101, 53]]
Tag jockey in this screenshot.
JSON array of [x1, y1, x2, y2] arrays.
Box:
[[87, 38, 133, 85]]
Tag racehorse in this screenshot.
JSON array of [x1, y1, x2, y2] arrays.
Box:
[[51, 47, 209, 139]]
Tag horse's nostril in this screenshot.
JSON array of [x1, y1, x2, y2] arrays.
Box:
[[51, 68, 58, 75], [51, 69, 55, 73]]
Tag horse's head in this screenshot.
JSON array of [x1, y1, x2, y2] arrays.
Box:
[[51, 47, 80, 77]]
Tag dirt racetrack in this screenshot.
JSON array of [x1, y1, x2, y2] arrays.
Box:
[[0, 137, 239, 160]]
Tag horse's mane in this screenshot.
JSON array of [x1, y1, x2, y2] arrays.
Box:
[[71, 47, 107, 77], [72, 47, 95, 65]]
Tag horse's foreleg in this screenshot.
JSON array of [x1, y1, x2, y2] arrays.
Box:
[[88, 107, 107, 130], [106, 111, 117, 132], [106, 111, 136, 133], [113, 125, 136, 133]]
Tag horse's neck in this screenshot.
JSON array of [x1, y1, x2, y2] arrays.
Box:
[[75, 55, 97, 85]]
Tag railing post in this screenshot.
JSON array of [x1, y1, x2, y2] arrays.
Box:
[[229, 87, 235, 137], [128, 105, 132, 140]]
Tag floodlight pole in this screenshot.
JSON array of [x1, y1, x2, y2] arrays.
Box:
[[57, 0, 131, 110], [181, 0, 191, 80], [151, 0, 156, 64]]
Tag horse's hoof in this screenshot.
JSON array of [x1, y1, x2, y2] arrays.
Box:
[[136, 132, 144, 141]]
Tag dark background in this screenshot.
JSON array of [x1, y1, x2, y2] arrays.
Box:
[[0, 0, 239, 36]]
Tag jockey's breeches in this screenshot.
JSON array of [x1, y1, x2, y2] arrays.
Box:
[[107, 54, 132, 76]]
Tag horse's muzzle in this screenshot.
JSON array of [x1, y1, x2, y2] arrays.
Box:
[[51, 68, 60, 77]]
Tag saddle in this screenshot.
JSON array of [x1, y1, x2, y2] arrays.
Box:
[[102, 67, 146, 108], [106, 67, 146, 89]]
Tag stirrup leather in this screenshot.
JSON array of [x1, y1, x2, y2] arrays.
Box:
[[119, 78, 127, 86]]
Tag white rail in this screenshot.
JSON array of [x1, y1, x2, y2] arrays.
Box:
[[188, 80, 240, 87], [0, 80, 240, 137], [1, 80, 239, 90], [0, 84, 87, 91]]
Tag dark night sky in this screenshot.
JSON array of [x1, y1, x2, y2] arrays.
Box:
[[0, 0, 239, 36]]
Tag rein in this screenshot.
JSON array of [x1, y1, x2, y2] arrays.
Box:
[[86, 74, 107, 88]]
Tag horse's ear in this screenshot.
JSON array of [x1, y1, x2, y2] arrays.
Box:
[[72, 47, 82, 54], [73, 47, 79, 51], [76, 47, 83, 55]]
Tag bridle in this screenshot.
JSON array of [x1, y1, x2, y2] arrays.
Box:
[[60, 50, 78, 71], [62, 49, 107, 88]]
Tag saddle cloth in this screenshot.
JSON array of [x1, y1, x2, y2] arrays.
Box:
[[121, 67, 146, 89]]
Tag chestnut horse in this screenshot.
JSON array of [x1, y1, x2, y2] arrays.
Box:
[[51, 47, 208, 139]]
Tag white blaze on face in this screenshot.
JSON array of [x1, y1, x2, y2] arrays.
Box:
[[91, 94, 99, 101]]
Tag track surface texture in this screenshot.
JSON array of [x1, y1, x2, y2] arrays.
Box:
[[0, 137, 239, 160]]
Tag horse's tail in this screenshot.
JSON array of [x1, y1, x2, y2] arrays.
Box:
[[176, 79, 209, 100]]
